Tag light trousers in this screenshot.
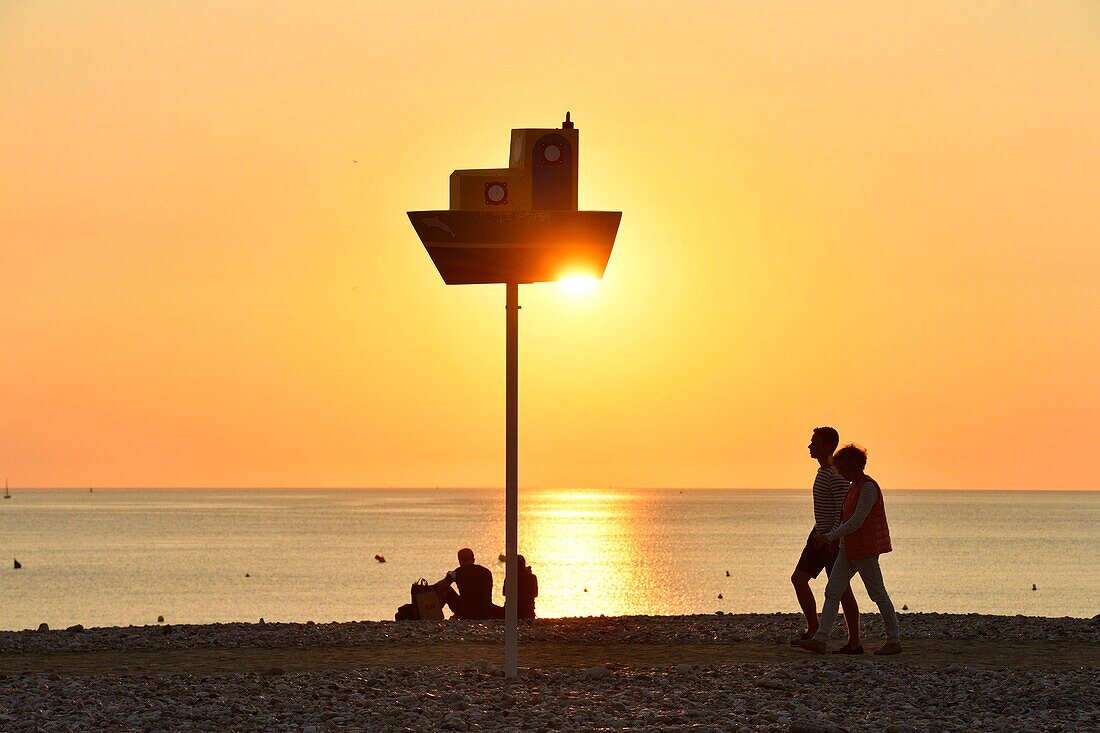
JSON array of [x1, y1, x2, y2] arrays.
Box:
[[814, 551, 899, 644]]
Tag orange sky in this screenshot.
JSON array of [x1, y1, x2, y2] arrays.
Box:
[[1, 2, 1098, 490]]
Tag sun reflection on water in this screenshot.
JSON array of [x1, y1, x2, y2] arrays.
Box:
[[519, 489, 646, 618]]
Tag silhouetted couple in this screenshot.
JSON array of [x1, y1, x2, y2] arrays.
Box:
[[437, 548, 537, 620], [791, 427, 901, 655]]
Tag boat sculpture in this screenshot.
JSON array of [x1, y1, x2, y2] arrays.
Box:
[[408, 113, 621, 285]]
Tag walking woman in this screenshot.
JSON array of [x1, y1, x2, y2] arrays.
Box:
[[796, 444, 902, 655]]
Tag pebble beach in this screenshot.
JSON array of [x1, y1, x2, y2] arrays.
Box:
[[2, 613, 1098, 732]]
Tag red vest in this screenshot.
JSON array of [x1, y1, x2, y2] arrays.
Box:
[[841, 475, 892, 559]]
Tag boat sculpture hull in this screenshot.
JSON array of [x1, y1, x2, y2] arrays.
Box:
[[407, 210, 621, 285]]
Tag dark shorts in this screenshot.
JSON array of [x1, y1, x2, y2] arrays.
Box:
[[795, 529, 839, 579], [443, 587, 504, 620]]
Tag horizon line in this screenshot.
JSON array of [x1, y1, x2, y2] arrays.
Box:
[[3, 485, 1096, 493]]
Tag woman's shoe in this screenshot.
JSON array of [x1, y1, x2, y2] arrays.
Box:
[[793, 638, 828, 654], [830, 643, 865, 655], [874, 642, 903, 655], [788, 631, 815, 646]]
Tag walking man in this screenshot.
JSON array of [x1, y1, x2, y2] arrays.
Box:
[[791, 427, 862, 652]]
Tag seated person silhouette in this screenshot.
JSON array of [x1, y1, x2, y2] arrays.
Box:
[[503, 554, 539, 619], [438, 548, 504, 620]]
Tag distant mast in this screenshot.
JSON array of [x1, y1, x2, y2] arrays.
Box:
[[3, 479, 10, 499]]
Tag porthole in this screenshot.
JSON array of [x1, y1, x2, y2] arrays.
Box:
[[485, 182, 508, 205]]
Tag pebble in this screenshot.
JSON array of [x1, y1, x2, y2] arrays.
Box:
[[791, 723, 842, 733], [584, 666, 611, 678]]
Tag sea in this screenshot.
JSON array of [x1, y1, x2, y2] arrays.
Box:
[[1, 489, 1097, 631]]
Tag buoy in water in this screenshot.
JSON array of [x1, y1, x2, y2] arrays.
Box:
[[717, 593, 723, 599], [1032, 584, 1037, 591], [725, 570, 730, 577], [13, 558, 20, 570]]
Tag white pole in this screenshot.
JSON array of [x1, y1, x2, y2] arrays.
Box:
[[504, 282, 519, 678]]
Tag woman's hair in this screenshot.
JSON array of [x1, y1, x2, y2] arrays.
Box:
[[833, 444, 868, 471]]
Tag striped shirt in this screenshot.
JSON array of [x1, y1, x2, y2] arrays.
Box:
[[812, 466, 850, 534]]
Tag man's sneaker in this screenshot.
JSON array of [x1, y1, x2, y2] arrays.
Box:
[[831, 643, 864, 655], [874, 642, 903, 655], [788, 631, 815, 646], [793, 638, 828, 654]]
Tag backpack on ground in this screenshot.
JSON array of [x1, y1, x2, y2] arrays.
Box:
[[394, 602, 418, 621]]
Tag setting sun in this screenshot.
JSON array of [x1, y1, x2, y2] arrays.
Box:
[[559, 274, 599, 296]]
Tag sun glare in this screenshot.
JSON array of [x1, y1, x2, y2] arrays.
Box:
[[559, 274, 598, 296]]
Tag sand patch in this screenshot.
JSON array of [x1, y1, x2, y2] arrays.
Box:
[[1, 638, 1094, 677]]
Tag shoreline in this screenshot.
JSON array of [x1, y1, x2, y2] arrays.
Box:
[[3, 612, 1099, 655]]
